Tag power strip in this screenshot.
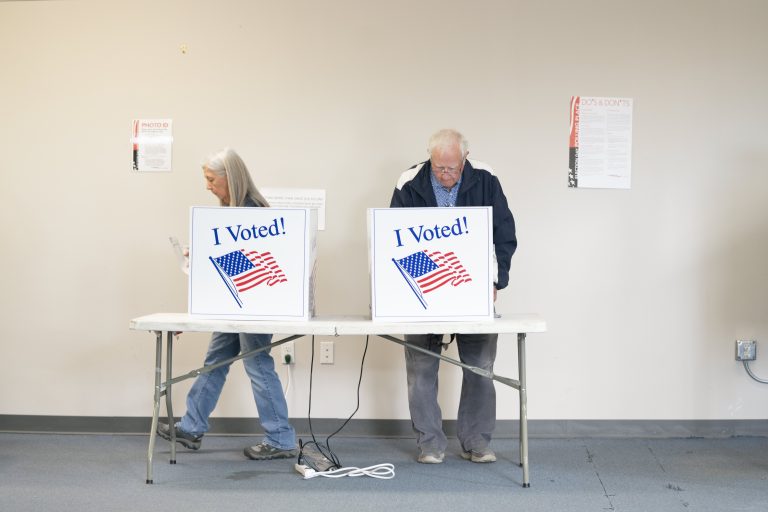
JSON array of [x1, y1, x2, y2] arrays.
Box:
[[298, 443, 336, 472], [295, 463, 316, 478]]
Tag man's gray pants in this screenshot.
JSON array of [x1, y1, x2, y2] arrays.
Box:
[[404, 332, 498, 454]]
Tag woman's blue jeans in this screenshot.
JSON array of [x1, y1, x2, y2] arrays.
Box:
[[178, 332, 296, 450]]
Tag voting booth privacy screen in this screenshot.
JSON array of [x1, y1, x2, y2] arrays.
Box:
[[369, 207, 494, 322], [189, 207, 317, 320]]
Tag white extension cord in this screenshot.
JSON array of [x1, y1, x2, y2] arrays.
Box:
[[294, 463, 395, 480]]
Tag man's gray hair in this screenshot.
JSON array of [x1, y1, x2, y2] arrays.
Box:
[[202, 148, 269, 207], [427, 128, 469, 156]]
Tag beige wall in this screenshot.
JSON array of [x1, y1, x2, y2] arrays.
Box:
[[1, 0, 767, 421]]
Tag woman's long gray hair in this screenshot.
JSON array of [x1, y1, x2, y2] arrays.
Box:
[[202, 148, 269, 207]]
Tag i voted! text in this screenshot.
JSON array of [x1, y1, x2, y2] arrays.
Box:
[[393, 216, 469, 247], [211, 217, 286, 246]]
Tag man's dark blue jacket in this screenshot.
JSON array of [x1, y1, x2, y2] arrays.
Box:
[[389, 159, 517, 290]]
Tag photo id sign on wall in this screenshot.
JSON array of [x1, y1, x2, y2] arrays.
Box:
[[189, 207, 317, 320], [369, 207, 493, 322]]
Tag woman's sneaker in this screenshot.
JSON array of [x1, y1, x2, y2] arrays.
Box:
[[156, 423, 202, 450], [243, 442, 298, 460]]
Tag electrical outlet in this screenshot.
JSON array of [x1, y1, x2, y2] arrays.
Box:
[[281, 341, 295, 365], [735, 340, 757, 361], [320, 341, 334, 364]]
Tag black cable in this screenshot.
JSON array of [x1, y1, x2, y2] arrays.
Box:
[[298, 334, 370, 471], [299, 335, 340, 470], [325, 335, 369, 448], [298, 335, 323, 465], [307, 335, 316, 446]]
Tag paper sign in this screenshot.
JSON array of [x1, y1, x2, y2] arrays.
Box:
[[369, 207, 493, 322], [131, 119, 173, 172], [569, 97, 633, 189], [260, 188, 326, 230], [189, 207, 317, 320]]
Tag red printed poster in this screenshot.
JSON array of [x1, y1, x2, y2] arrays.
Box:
[[569, 97, 633, 189], [131, 119, 173, 172]]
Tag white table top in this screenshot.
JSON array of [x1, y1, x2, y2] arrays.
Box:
[[129, 313, 546, 336]]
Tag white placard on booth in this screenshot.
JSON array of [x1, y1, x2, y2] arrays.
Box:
[[369, 207, 494, 322], [189, 207, 317, 320]]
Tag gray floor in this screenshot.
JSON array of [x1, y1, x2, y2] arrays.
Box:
[[1, 433, 767, 512]]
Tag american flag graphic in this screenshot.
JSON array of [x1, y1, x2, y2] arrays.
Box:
[[393, 250, 472, 308], [210, 249, 287, 307]]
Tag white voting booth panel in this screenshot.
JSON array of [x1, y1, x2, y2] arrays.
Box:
[[369, 207, 493, 322], [189, 207, 316, 320]]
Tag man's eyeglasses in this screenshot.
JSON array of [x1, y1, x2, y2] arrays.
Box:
[[431, 161, 464, 176]]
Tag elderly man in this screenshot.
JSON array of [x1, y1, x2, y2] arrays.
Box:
[[389, 129, 517, 464]]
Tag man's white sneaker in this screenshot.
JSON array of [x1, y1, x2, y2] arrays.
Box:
[[417, 451, 445, 464], [461, 448, 496, 463]]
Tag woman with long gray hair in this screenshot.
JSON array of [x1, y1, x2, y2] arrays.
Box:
[[203, 148, 270, 208], [157, 148, 297, 460]]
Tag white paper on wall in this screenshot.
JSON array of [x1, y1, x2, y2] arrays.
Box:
[[131, 119, 173, 172], [568, 96, 633, 189], [260, 188, 326, 231]]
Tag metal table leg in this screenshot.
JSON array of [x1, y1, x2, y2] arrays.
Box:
[[377, 332, 531, 487], [518, 333, 530, 487], [146, 331, 163, 484], [144, 332, 304, 482], [165, 331, 176, 464]]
